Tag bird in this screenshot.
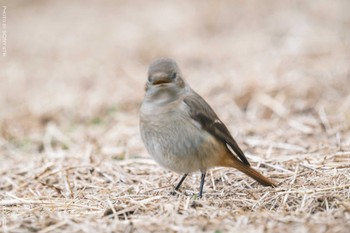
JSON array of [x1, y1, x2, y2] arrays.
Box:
[[139, 58, 276, 198]]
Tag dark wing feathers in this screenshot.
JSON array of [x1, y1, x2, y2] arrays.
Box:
[[183, 91, 250, 166]]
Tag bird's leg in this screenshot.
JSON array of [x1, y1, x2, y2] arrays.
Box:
[[198, 172, 206, 198], [175, 173, 188, 191]]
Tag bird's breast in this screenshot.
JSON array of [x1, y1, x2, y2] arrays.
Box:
[[140, 101, 224, 173]]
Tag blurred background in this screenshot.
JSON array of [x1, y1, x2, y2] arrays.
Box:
[[1, 1, 350, 232], [1, 0, 350, 164]]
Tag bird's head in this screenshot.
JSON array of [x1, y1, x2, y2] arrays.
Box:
[[146, 58, 185, 91], [144, 58, 187, 103]]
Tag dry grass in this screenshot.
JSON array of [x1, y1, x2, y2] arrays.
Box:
[[1, 0, 350, 232]]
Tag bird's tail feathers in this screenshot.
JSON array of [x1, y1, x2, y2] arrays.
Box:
[[225, 157, 277, 187]]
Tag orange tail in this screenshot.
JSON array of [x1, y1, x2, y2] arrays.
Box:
[[223, 157, 277, 187]]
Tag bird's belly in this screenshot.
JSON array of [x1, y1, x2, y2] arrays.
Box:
[[140, 113, 223, 173]]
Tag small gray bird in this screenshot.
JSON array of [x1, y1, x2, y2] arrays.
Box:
[[140, 58, 276, 198]]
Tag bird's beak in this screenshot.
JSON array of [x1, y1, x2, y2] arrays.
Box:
[[152, 78, 171, 85], [148, 69, 176, 86]]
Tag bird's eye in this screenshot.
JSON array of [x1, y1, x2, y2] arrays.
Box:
[[171, 72, 177, 80]]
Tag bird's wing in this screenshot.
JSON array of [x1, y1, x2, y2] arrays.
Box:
[[183, 90, 250, 166]]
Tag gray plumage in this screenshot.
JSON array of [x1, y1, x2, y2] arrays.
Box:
[[139, 58, 276, 197]]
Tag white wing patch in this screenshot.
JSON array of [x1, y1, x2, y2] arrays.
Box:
[[214, 119, 222, 124]]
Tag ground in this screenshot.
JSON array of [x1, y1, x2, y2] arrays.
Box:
[[1, 0, 350, 232]]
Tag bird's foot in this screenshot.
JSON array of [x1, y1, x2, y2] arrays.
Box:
[[170, 190, 177, 196]]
